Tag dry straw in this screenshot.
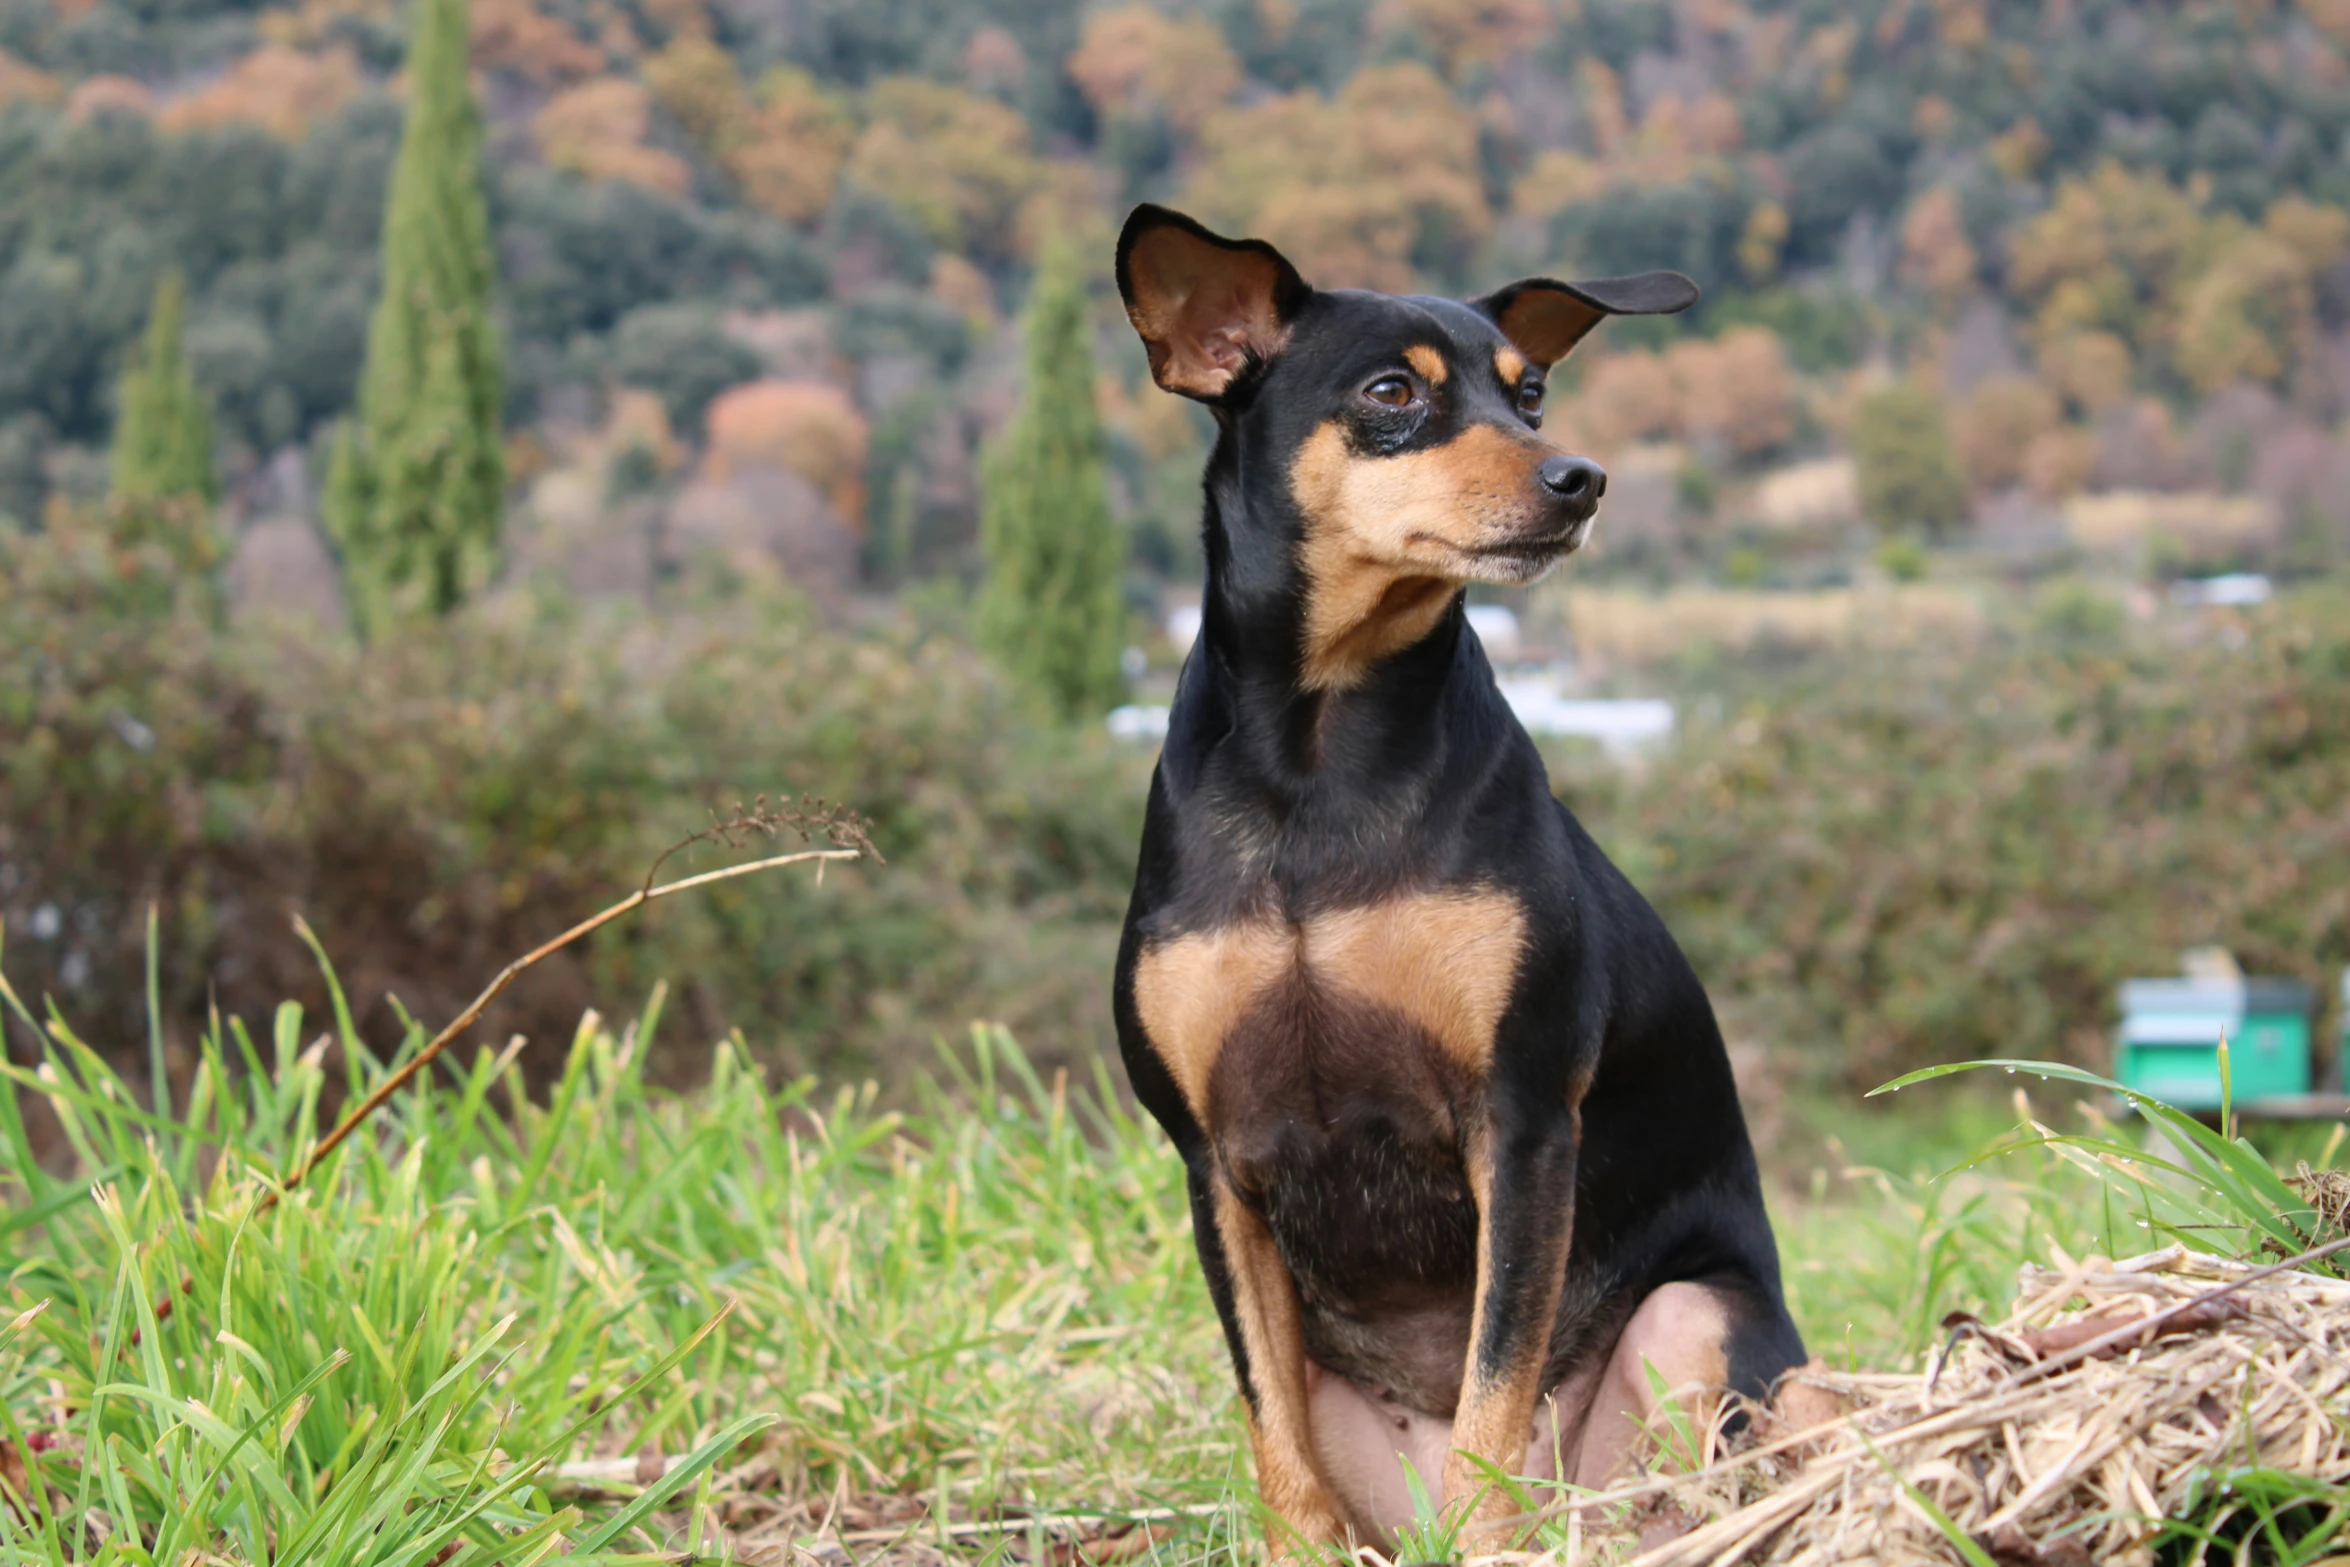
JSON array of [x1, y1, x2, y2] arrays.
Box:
[[1486, 1239, 2350, 1567]]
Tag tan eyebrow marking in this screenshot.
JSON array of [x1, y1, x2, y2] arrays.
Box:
[[1403, 344, 1448, 385], [1494, 345, 1528, 386]]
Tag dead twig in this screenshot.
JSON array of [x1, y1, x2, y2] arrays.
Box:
[[1995, 1232, 2350, 1390], [831, 1504, 1223, 1546], [269, 798, 877, 1205]]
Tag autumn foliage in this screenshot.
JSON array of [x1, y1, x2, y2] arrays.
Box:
[[1066, 5, 1239, 134], [703, 380, 870, 527], [158, 45, 360, 140], [532, 77, 690, 196], [1186, 62, 1486, 290], [8, 0, 2350, 581], [1558, 327, 1796, 459]]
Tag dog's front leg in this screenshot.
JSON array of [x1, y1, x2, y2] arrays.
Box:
[[1188, 1165, 1347, 1551], [1444, 1103, 1578, 1537]]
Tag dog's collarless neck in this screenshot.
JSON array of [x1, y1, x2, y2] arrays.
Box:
[[1186, 577, 1484, 792]]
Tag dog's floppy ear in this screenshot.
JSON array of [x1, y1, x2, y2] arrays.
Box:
[[1117, 204, 1311, 401], [1472, 272, 1700, 367]]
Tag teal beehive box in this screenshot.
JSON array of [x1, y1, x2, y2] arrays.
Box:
[[2340, 968, 2350, 1093], [2115, 976, 2311, 1109]]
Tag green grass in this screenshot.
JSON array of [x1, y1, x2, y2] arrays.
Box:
[[0, 973, 1242, 1564], [0, 954, 2342, 1563]]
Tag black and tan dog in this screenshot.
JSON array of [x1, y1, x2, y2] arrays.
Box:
[[1107, 205, 1805, 1551]]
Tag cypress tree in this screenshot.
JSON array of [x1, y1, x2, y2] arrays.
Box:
[[111, 270, 216, 506], [977, 246, 1128, 721], [323, 0, 504, 636]]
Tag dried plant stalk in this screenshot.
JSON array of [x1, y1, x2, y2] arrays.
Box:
[[273, 797, 878, 1202]]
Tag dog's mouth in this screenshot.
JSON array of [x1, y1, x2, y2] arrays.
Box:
[[1409, 520, 1584, 553], [1463, 525, 1584, 556], [1412, 517, 1593, 577]]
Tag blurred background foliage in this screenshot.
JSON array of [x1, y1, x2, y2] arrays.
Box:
[[7, 0, 2350, 573], [2, 505, 1147, 1087], [5, 0, 2350, 1103], [10, 496, 2350, 1103]]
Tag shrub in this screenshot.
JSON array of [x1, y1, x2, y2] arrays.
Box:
[[0, 512, 1145, 1089], [1563, 587, 2350, 1087], [1852, 380, 1968, 536], [1873, 533, 1928, 580]]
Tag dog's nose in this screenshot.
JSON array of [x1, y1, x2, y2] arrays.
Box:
[[1538, 455, 1606, 505]]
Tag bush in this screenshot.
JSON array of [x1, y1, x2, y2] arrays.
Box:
[[18, 500, 2350, 1111], [1874, 534, 1929, 581], [1563, 588, 2350, 1087], [0, 510, 1146, 1089], [1853, 380, 1968, 537]]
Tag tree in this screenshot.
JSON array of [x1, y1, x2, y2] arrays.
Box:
[[1952, 375, 2061, 493], [323, 0, 504, 637], [977, 247, 1126, 722], [1187, 62, 1487, 290], [609, 303, 760, 439], [1066, 5, 1241, 133], [111, 270, 216, 507], [531, 77, 691, 196], [1669, 327, 1795, 456], [845, 78, 1040, 258], [1898, 185, 1976, 313], [1852, 381, 1967, 538]]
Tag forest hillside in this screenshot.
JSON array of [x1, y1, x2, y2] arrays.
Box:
[[3, 0, 2348, 593]]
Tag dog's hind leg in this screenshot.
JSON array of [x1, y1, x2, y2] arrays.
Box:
[[1309, 1368, 1598, 1551], [1562, 1281, 1797, 1487]]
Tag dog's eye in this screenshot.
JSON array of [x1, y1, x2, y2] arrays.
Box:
[[1363, 375, 1414, 408], [1517, 379, 1546, 418]]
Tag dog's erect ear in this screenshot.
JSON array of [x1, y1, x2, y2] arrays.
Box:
[[1471, 272, 1700, 367], [1117, 204, 1311, 401]]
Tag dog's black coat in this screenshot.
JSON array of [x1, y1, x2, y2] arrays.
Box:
[[1107, 206, 1804, 1506]]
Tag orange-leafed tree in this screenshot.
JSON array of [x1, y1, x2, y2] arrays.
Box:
[[532, 77, 692, 195], [470, 0, 601, 84], [1186, 61, 1486, 289], [1900, 186, 1977, 313], [1669, 327, 1795, 457], [1953, 375, 2062, 492], [1562, 350, 1681, 454], [731, 68, 854, 225], [0, 48, 61, 108], [1388, 0, 1557, 81], [703, 380, 869, 527], [1066, 4, 1239, 135], [845, 77, 1040, 257], [2035, 331, 2134, 416], [158, 45, 361, 139], [642, 42, 850, 225]]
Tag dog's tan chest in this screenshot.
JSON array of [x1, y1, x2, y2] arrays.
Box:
[[1130, 889, 1527, 1123]]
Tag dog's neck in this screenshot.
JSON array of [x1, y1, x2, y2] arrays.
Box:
[[1182, 467, 1488, 798]]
